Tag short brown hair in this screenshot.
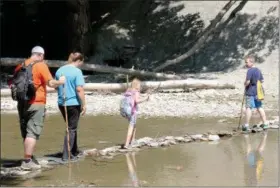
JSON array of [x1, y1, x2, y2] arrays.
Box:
[[245, 55, 255, 63], [68, 52, 84, 63]]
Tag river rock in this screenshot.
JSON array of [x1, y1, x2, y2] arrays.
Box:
[[208, 135, 220, 141], [98, 150, 108, 156], [130, 142, 143, 148], [37, 159, 49, 166], [217, 130, 233, 137], [167, 139, 177, 145], [165, 136, 174, 140], [84, 149, 99, 156], [148, 142, 159, 148], [137, 137, 154, 145], [190, 134, 203, 140], [269, 124, 279, 129], [101, 156, 114, 160], [174, 136, 185, 142], [159, 140, 170, 147], [200, 137, 209, 141], [157, 137, 165, 142], [183, 138, 193, 143]]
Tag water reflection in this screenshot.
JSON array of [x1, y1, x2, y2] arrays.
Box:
[[125, 152, 140, 187], [243, 131, 268, 186]]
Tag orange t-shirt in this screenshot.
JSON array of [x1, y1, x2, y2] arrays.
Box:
[[14, 58, 53, 104]]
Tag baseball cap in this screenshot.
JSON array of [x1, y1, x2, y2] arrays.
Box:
[[31, 46, 45, 54]]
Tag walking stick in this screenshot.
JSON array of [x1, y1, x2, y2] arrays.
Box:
[[63, 77, 71, 167], [237, 91, 246, 130]]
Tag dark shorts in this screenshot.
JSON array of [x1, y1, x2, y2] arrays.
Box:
[[17, 101, 46, 140]]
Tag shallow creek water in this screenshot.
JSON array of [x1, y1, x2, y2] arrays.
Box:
[[1, 114, 278, 186]]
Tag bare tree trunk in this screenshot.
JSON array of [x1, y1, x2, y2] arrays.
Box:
[[0, 58, 183, 79], [67, 0, 91, 56], [153, 0, 238, 72], [1, 79, 235, 96]]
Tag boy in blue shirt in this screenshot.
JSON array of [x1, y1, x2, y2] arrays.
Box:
[[242, 55, 268, 131], [55, 52, 86, 161]]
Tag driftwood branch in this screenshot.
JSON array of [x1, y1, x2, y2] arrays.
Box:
[[1, 79, 235, 97], [153, 0, 238, 72], [0, 58, 183, 80]]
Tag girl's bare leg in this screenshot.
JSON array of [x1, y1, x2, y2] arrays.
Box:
[[131, 128, 136, 144], [125, 125, 134, 147]]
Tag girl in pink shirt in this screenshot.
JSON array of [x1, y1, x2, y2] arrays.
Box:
[[120, 78, 149, 149]]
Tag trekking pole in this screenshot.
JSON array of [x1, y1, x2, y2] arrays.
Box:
[[237, 91, 246, 130], [62, 74, 71, 167], [126, 75, 129, 89]]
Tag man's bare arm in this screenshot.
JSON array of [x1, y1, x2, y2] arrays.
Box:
[[47, 76, 65, 88]]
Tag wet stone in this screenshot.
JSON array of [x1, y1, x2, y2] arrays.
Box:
[[159, 141, 170, 147], [183, 138, 192, 143], [217, 130, 233, 137], [148, 142, 159, 148], [269, 125, 279, 129], [156, 137, 165, 142], [200, 137, 209, 141], [191, 134, 203, 140], [208, 135, 220, 141], [84, 149, 98, 156], [137, 137, 154, 145], [165, 136, 174, 140], [99, 150, 109, 156], [104, 146, 119, 153], [174, 136, 185, 142], [167, 140, 177, 145], [101, 156, 114, 160]]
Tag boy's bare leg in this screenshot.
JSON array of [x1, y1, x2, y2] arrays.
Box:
[[257, 107, 267, 124], [245, 108, 252, 125]]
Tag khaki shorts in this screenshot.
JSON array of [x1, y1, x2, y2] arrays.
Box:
[[17, 102, 46, 140]]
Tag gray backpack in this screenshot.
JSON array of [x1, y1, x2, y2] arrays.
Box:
[[10, 62, 38, 101], [120, 91, 136, 118]]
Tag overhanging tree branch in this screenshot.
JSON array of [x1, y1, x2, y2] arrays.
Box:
[[153, 0, 238, 72]]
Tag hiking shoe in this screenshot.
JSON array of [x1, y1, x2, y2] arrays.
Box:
[[21, 159, 41, 171], [242, 125, 250, 132], [260, 124, 269, 130], [72, 150, 84, 158]]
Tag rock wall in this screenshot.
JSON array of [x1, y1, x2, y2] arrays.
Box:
[[91, 1, 278, 73]]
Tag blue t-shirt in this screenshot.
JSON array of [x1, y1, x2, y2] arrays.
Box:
[[245, 67, 263, 96], [55, 65, 85, 106]]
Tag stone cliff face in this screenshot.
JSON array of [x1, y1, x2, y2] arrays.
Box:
[[92, 1, 278, 73]]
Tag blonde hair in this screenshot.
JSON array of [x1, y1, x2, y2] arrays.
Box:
[[131, 78, 141, 91], [68, 52, 84, 63]]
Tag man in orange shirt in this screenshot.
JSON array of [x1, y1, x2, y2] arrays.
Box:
[[14, 46, 65, 170]]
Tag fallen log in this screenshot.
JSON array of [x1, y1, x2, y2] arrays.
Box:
[[0, 79, 235, 97], [0, 57, 182, 80]]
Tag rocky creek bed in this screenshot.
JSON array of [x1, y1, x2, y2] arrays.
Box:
[[1, 118, 278, 180]]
